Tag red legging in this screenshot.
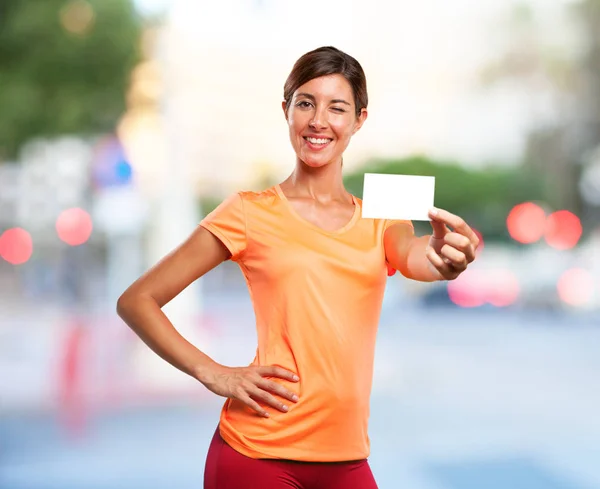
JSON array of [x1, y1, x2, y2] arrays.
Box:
[[204, 427, 379, 489]]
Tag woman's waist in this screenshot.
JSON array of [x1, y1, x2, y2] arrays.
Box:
[[225, 381, 370, 423], [219, 394, 370, 460]]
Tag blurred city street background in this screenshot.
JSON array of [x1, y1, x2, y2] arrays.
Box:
[[1, 1, 599, 488]]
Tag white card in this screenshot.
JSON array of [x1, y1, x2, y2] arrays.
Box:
[[361, 173, 435, 221]]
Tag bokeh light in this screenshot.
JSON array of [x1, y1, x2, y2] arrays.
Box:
[[115, 160, 133, 182], [56, 208, 93, 246], [557, 268, 595, 306], [506, 202, 546, 244], [60, 0, 95, 36], [0, 228, 33, 265], [544, 210, 582, 250], [92, 136, 133, 189], [448, 268, 520, 308], [486, 269, 520, 307], [447, 270, 487, 308]]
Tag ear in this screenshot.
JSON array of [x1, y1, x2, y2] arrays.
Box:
[[281, 100, 288, 120], [352, 108, 368, 135]]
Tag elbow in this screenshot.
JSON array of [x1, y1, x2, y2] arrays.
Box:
[[396, 266, 417, 281], [116, 290, 156, 322], [116, 292, 134, 320], [388, 256, 411, 280]]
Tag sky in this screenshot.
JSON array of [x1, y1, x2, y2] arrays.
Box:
[[134, 0, 169, 16]]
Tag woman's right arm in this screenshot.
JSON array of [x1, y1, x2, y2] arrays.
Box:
[[116, 225, 299, 417], [116, 225, 230, 380]]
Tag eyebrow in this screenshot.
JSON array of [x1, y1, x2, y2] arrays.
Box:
[[296, 92, 352, 106]]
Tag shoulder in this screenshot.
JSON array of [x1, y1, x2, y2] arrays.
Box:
[[236, 186, 281, 212], [238, 186, 278, 203], [212, 187, 281, 223]]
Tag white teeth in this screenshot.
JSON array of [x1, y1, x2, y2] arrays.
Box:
[[306, 137, 331, 145]]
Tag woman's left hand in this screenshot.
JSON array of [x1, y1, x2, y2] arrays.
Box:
[[425, 207, 479, 280]]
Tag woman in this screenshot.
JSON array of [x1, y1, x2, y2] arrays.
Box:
[[117, 46, 479, 489]]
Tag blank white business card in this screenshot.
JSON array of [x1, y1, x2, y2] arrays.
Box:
[[361, 173, 435, 221]]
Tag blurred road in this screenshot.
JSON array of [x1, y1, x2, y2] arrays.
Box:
[[1, 284, 599, 489]]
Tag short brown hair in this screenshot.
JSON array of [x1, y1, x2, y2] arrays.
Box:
[[283, 46, 368, 117]]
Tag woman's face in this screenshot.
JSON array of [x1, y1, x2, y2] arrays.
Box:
[[283, 74, 367, 168]]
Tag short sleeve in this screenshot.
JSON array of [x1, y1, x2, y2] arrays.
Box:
[[383, 219, 414, 276], [200, 193, 247, 261], [384, 219, 414, 233]]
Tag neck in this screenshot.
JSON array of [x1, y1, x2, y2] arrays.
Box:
[[281, 157, 348, 202]]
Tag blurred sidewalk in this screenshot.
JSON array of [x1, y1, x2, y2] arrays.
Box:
[[1, 285, 599, 489]]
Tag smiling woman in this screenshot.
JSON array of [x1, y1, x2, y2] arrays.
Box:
[[284, 74, 367, 169], [116, 46, 479, 489], [282, 47, 368, 171]]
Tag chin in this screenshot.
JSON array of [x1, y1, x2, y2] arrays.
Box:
[[299, 153, 334, 168], [303, 159, 329, 168]]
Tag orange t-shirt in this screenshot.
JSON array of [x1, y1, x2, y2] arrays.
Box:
[[200, 184, 413, 462]]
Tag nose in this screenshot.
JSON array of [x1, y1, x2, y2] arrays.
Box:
[[309, 106, 328, 129]]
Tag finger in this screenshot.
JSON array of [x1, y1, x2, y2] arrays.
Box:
[[257, 378, 299, 403], [259, 366, 299, 382], [440, 244, 468, 271], [429, 208, 448, 239], [249, 386, 290, 413], [429, 208, 478, 243], [428, 218, 448, 239], [425, 247, 454, 279], [443, 233, 476, 262], [236, 392, 270, 417]]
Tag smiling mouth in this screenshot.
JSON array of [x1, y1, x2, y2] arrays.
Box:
[[303, 137, 332, 146]]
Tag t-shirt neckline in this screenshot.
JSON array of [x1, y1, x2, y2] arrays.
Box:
[[274, 184, 361, 235]]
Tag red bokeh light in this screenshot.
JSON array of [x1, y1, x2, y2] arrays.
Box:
[[448, 268, 520, 308], [486, 269, 520, 307], [557, 268, 594, 306], [506, 202, 546, 244], [56, 208, 93, 246], [0, 228, 33, 265], [447, 270, 486, 308], [473, 228, 484, 256], [544, 210, 582, 250]]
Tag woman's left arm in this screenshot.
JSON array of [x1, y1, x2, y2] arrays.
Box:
[[384, 208, 480, 282]]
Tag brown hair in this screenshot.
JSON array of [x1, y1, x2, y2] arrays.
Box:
[[283, 46, 368, 117]]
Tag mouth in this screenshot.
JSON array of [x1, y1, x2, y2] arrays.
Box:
[[303, 136, 333, 150]]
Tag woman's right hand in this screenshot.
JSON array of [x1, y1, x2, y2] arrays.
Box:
[[197, 364, 300, 417]]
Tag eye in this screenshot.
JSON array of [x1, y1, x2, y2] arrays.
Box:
[[331, 107, 346, 113], [296, 101, 313, 108]]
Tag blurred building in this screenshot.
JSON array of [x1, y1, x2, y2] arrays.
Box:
[[0, 138, 92, 234], [123, 0, 575, 199]]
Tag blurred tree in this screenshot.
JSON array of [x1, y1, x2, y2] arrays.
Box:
[[0, 0, 141, 161], [479, 1, 600, 227], [574, 0, 600, 225], [199, 196, 223, 219], [344, 156, 545, 242]]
